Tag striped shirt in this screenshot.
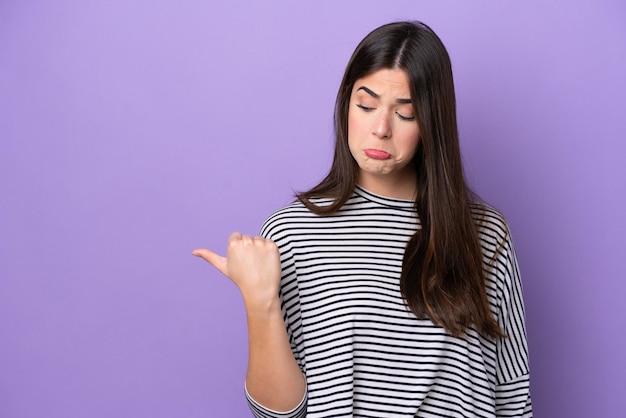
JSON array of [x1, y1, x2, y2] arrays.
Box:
[[247, 186, 532, 417]]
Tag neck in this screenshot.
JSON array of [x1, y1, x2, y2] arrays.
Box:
[[356, 171, 417, 200]]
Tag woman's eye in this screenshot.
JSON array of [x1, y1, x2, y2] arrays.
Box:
[[356, 104, 374, 112], [396, 111, 415, 121]]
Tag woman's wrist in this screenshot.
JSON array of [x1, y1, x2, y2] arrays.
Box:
[[242, 294, 282, 318]]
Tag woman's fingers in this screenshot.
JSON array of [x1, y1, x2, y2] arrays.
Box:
[[192, 248, 228, 276], [192, 233, 272, 276], [194, 233, 281, 303], [228, 231, 243, 241]]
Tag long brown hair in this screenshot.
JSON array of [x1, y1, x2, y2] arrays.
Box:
[[297, 21, 503, 339]]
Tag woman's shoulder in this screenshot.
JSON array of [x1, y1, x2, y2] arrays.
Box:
[[259, 197, 333, 239], [469, 202, 512, 247], [261, 200, 308, 225]]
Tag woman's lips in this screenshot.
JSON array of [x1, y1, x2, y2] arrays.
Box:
[[364, 149, 391, 160]]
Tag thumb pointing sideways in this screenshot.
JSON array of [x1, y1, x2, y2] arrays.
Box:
[[192, 248, 227, 276]]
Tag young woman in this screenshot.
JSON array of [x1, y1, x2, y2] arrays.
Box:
[[194, 21, 532, 418]]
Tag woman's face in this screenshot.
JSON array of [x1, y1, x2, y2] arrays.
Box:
[[347, 68, 421, 197]]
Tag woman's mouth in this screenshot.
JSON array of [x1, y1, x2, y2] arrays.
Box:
[[365, 149, 391, 160]]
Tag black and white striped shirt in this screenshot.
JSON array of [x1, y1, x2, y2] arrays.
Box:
[[247, 186, 532, 417]]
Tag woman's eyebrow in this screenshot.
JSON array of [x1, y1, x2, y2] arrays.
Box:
[[356, 86, 411, 104], [357, 86, 379, 98]]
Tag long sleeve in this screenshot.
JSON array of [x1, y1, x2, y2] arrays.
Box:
[[495, 231, 532, 417], [246, 383, 307, 418], [495, 374, 532, 417]]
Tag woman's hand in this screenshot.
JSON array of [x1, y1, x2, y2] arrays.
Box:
[[194, 233, 305, 411], [192, 232, 282, 312]]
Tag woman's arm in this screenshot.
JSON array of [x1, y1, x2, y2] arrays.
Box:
[[244, 293, 306, 411], [193, 232, 306, 413], [494, 230, 532, 417]]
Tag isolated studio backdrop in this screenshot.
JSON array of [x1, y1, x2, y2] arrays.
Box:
[[1, 1, 625, 417]]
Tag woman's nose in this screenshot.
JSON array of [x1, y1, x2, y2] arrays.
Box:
[[372, 112, 391, 139]]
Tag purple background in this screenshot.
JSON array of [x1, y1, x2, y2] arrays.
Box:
[[1, 1, 625, 417]]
